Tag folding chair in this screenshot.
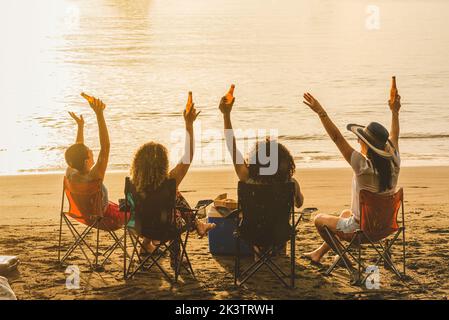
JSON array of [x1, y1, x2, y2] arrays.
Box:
[[123, 178, 208, 284], [233, 181, 301, 289], [324, 188, 406, 285], [58, 177, 126, 271]]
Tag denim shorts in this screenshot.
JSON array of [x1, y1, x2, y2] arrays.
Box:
[[336, 215, 360, 234]]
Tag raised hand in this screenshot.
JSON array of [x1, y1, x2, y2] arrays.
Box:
[[219, 85, 236, 115], [68, 112, 84, 127], [303, 93, 325, 114], [184, 92, 200, 126], [81, 93, 106, 114], [389, 94, 401, 113]]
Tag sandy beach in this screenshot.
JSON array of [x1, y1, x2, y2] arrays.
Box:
[[0, 166, 448, 300]]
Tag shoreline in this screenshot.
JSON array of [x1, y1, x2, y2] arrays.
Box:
[[2, 161, 449, 178]]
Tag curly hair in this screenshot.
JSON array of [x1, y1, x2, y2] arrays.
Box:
[[131, 142, 170, 195], [247, 139, 296, 184]]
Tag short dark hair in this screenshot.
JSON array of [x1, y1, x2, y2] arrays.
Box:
[[247, 140, 296, 184], [65, 143, 89, 171]]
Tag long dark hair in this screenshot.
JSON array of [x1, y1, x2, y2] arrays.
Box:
[[247, 140, 296, 184], [367, 149, 393, 192]]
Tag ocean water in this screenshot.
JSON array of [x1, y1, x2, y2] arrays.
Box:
[[1, 0, 449, 174]]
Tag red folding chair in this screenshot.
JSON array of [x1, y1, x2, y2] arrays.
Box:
[[58, 177, 126, 271], [324, 188, 406, 285]]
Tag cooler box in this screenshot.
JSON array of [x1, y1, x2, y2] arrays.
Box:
[[207, 207, 252, 256]]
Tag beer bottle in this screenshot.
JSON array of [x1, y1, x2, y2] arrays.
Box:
[[226, 84, 235, 104], [390, 76, 398, 103], [81, 92, 94, 104], [186, 91, 193, 114]]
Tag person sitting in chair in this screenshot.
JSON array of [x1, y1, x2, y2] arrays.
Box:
[[65, 93, 127, 230], [130, 96, 216, 257], [301, 90, 402, 267], [219, 85, 304, 206], [219, 85, 304, 257]]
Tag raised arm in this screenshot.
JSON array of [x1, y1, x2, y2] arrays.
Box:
[[169, 94, 200, 188], [388, 94, 401, 151], [303, 93, 354, 164], [220, 88, 249, 182], [68, 112, 84, 144], [81, 93, 110, 181]]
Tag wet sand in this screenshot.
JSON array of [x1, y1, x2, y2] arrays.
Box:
[[0, 166, 448, 300]]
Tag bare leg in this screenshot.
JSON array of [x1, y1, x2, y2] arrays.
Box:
[[196, 219, 216, 238], [141, 238, 158, 254], [304, 210, 352, 263]]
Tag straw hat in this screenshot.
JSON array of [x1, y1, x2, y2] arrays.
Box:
[[347, 122, 394, 159]]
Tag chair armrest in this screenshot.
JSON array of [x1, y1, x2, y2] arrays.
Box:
[[194, 199, 214, 210], [119, 198, 130, 212], [293, 208, 316, 229], [226, 208, 242, 220], [177, 199, 214, 215], [175, 206, 199, 213]]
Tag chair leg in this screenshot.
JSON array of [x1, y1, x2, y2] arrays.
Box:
[[124, 226, 127, 280], [95, 221, 100, 268], [266, 258, 288, 278], [367, 235, 402, 279], [264, 259, 290, 288], [179, 232, 195, 280], [127, 253, 152, 280], [234, 236, 240, 286], [236, 244, 293, 288], [101, 232, 127, 268], [357, 234, 362, 284], [324, 228, 356, 277], [61, 217, 95, 267], [291, 232, 295, 289], [238, 247, 287, 287], [402, 227, 406, 277], [239, 247, 275, 279], [58, 189, 65, 263], [175, 237, 182, 283], [238, 259, 265, 286], [58, 213, 63, 263], [125, 233, 140, 279], [63, 217, 96, 256], [152, 251, 175, 284], [130, 238, 175, 284]]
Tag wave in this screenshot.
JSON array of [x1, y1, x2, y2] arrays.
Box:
[[399, 134, 449, 140], [279, 133, 449, 142]]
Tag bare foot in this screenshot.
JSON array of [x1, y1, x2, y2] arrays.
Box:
[[141, 239, 158, 255], [302, 251, 323, 266], [253, 246, 264, 262], [196, 221, 216, 238]]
